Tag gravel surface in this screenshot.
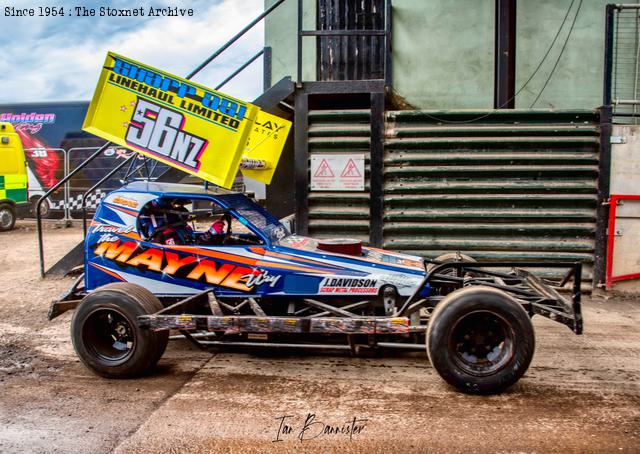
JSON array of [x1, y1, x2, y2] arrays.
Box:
[[0, 221, 638, 453]]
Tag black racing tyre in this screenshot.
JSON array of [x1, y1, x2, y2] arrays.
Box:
[[426, 286, 535, 395], [0, 203, 16, 231], [71, 282, 168, 378]]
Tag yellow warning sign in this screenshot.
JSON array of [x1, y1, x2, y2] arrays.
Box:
[[83, 52, 290, 189]]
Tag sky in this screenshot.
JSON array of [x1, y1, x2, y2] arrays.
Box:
[[0, 0, 265, 104]]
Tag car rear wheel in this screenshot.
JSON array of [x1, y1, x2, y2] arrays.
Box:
[[71, 282, 168, 378], [426, 286, 535, 394], [0, 203, 16, 231]]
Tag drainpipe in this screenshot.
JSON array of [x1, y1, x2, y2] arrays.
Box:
[[494, 0, 516, 109]]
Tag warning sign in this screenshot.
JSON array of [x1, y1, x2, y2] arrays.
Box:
[[340, 158, 362, 177], [314, 159, 335, 178], [310, 154, 365, 191]]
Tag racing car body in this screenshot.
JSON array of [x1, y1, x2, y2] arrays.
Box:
[[51, 181, 584, 395], [83, 182, 429, 300]]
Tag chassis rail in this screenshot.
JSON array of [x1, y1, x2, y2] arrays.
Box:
[[49, 260, 583, 351]]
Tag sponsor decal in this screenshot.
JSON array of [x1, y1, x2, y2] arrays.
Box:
[[0, 112, 56, 124], [364, 249, 423, 269], [319, 277, 379, 294], [97, 233, 120, 243], [93, 240, 279, 292], [109, 55, 247, 124], [1, 112, 56, 135], [111, 196, 140, 209], [378, 274, 420, 289], [285, 236, 313, 249], [126, 98, 208, 172], [242, 269, 281, 288], [83, 52, 291, 189], [92, 224, 136, 234]]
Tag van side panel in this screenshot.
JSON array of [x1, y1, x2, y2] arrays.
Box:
[[0, 123, 28, 206]]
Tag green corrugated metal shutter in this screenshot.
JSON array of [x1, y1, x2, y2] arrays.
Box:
[[384, 110, 599, 280], [308, 109, 371, 243], [305, 109, 599, 280]]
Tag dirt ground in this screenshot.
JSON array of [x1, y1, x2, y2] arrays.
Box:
[[0, 221, 639, 453]]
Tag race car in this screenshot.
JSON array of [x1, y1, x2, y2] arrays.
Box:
[[49, 181, 583, 394]]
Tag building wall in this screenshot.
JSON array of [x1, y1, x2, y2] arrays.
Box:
[[265, 0, 609, 109], [265, 0, 317, 86], [392, 0, 494, 108], [515, 0, 607, 109]]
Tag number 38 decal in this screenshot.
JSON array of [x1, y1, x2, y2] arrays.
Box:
[[125, 98, 208, 171], [31, 149, 49, 158]]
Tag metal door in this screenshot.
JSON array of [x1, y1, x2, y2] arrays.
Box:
[[317, 0, 386, 80]]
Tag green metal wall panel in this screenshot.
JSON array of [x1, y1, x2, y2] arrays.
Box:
[[307, 109, 371, 243], [391, 0, 494, 108], [515, 0, 608, 109], [304, 108, 600, 280], [384, 109, 599, 279]]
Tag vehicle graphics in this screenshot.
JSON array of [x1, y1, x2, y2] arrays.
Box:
[[84, 182, 426, 298]]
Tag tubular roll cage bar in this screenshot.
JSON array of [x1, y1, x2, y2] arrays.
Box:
[[402, 260, 582, 328]]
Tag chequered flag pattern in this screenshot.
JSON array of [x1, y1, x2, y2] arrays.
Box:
[[50, 190, 106, 210]]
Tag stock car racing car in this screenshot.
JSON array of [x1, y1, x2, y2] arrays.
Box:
[[49, 181, 583, 394]]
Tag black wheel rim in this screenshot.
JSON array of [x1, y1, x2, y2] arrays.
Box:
[[449, 310, 515, 376], [0, 208, 12, 229], [82, 308, 136, 363]]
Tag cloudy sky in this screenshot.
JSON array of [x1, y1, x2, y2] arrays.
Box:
[[0, 0, 265, 104]]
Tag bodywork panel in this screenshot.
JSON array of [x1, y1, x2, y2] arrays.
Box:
[[84, 182, 428, 298]]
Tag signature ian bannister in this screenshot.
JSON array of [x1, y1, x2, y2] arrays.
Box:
[[273, 413, 368, 442]]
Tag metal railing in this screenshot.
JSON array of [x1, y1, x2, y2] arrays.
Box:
[[215, 49, 267, 91], [37, 143, 111, 277], [606, 194, 640, 288], [25, 146, 153, 220], [34, 145, 163, 276], [186, 0, 286, 80], [24, 147, 69, 219], [604, 3, 640, 121], [81, 154, 136, 236]]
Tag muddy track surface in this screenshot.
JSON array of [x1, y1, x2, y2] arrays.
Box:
[[0, 221, 639, 453]]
